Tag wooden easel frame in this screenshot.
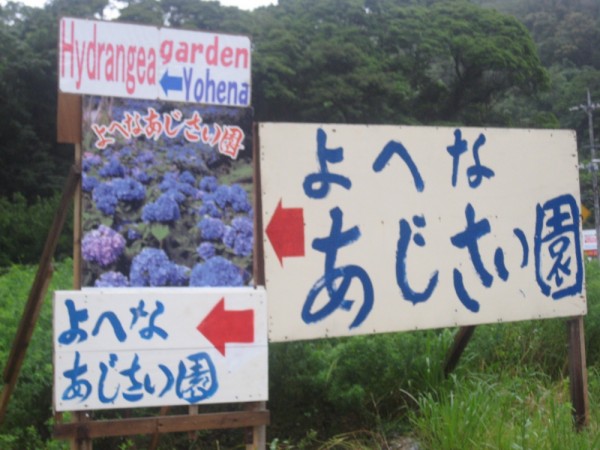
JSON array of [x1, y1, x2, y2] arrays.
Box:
[[0, 93, 269, 449]]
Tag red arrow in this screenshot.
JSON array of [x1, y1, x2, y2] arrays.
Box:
[[197, 298, 254, 356], [265, 199, 305, 266]]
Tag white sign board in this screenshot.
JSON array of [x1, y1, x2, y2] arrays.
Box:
[[53, 288, 267, 411], [260, 123, 586, 342], [59, 17, 251, 106], [583, 229, 597, 256]]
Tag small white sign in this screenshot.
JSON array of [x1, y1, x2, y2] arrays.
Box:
[[53, 287, 267, 411], [59, 17, 251, 106], [260, 123, 586, 342]]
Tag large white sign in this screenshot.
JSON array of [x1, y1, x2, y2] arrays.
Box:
[[260, 123, 586, 342], [59, 17, 251, 106], [53, 288, 267, 411]]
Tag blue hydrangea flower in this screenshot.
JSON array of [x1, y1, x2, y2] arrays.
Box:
[[160, 172, 197, 198], [82, 152, 102, 172], [92, 182, 118, 215], [198, 217, 225, 241], [95, 271, 129, 287], [135, 150, 154, 165], [132, 168, 153, 185], [229, 184, 251, 213], [141, 195, 181, 223], [199, 176, 218, 193], [99, 156, 126, 178], [160, 171, 179, 187], [127, 228, 142, 241], [130, 248, 189, 286], [82, 174, 99, 193], [179, 171, 196, 185], [223, 225, 235, 248], [112, 177, 145, 203], [198, 200, 222, 218], [82, 225, 126, 267], [223, 216, 254, 257], [197, 242, 216, 260], [162, 188, 186, 204], [190, 256, 244, 287], [212, 185, 231, 208], [168, 146, 202, 168], [119, 146, 134, 159]]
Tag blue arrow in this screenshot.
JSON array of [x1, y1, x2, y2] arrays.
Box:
[[160, 70, 183, 96]]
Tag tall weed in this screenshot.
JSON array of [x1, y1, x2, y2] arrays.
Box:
[[0, 260, 72, 449], [411, 370, 600, 449]]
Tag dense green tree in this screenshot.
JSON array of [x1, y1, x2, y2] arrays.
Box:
[[252, 0, 413, 123], [0, 4, 61, 199], [252, 0, 548, 125], [0, 0, 109, 200]]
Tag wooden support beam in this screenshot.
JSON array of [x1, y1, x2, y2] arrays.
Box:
[[443, 326, 476, 377], [249, 125, 268, 450], [567, 316, 589, 430], [53, 410, 270, 440], [0, 165, 80, 424]]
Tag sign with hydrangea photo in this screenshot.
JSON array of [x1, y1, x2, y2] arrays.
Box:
[[80, 95, 254, 289]]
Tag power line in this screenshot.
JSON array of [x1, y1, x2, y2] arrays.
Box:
[[570, 89, 600, 262]]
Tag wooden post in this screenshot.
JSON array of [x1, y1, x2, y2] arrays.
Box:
[[443, 326, 476, 377], [149, 407, 170, 450], [0, 166, 80, 424], [567, 316, 589, 430], [73, 142, 82, 289], [249, 125, 268, 449], [70, 141, 92, 450]]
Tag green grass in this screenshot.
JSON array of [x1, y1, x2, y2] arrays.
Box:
[[2, 260, 600, 449], [409, 370, 600, 450], [0, 260, 73, 449]]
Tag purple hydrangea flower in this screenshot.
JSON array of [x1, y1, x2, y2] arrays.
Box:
[[141, 195, 181, 223], [92, 182, 118, 215], [129, 248, 189, 286], [190, 256, 244, 287], [198, 217, 225, 241], [82, 174, 99, 193], [200, 176, 218, 193], [82, 225, 126, 267], [197, 242, 216, 260], [95, 271, 129, 287], [112, 177, 145, 203], [223, 216, 254, 257]]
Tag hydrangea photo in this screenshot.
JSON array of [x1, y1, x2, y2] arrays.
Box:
[[81, 96, 254, 288]]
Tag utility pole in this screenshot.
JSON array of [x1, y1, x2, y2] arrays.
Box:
[[570, 89, 600, 262]]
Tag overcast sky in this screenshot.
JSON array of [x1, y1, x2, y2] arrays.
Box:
[[0, 0, 277, 12]]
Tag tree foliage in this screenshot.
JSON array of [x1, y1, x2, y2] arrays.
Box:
[[0, 0, 597, 247]]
